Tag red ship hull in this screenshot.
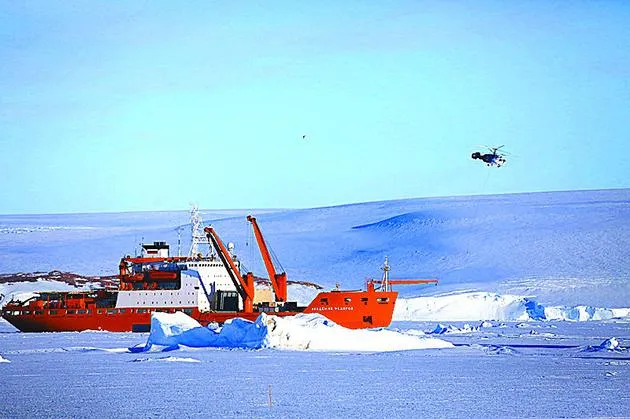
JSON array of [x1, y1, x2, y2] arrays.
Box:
[[1, 307, 294, 333], [3, 308, 158, 333], [2, 288, 398, 332]]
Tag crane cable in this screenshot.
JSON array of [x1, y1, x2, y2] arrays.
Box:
[[268, 243, 286, 274], [246, 218, 254, 272]]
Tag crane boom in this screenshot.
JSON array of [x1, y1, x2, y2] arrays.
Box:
[[204, 226, 255, 312], [247, 215, 287, 302], [371, 279, 439, 285]]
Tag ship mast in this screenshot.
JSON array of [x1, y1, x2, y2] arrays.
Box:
[[188, 205, 207, 258], [176, 226, 183, 257], [381, 256, 391, 292]]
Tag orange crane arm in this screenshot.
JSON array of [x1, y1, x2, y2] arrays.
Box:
[[247, 215, 287, 302], [204, 226, 255, 312]]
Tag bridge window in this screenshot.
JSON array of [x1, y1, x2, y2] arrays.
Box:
[[377, 297, 390, 304]]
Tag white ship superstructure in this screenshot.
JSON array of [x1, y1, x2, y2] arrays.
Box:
[[115, 207, 243, 311]]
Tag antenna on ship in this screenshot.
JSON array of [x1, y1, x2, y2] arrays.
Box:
[[137, 236, 144, 257], [176, 226, 184, 257], [381, 256, 391, 292], [189, 204, 211, 258]]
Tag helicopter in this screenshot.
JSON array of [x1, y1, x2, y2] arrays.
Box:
[[471, 145, 508, 167]]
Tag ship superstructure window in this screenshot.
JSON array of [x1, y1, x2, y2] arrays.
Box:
[[141, 241, 170, 258], [377, 297, 389, 304], [320, 298, 329, 305]]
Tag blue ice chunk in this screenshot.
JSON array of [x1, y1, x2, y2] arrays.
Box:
[[524, 299, 546, 320], [162, 344, 181, 352], [128, 343, 150, 353], [132, 314, 270, 352], [581, 337, 624, 353], [429, 324, 449, 334]]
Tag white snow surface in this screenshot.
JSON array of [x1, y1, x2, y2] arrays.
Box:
[[140, 312, 452, 352], [262, 313, 452, 351]]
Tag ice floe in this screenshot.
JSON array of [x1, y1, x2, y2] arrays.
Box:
[[428, 323, 479, 335], [132, 312, 453, 353], [132, 356, 201, 363], [581, 337, 626, 353]]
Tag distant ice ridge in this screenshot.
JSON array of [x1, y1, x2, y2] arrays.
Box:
[[131, 312, 453, 353], [394, 292, 630, 322], [0, 226, 94, 234]]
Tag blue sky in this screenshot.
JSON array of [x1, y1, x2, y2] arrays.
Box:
[[1, 1, 629, 214]]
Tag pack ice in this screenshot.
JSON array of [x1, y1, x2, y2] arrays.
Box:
[[131, 312, 453, 353]]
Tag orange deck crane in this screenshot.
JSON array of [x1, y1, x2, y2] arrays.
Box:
[[204, 226, 256, 313], [247, 215, 288, 302]]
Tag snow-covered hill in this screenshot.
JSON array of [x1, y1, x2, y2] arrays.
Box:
[[1, 189, 628, 311]]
